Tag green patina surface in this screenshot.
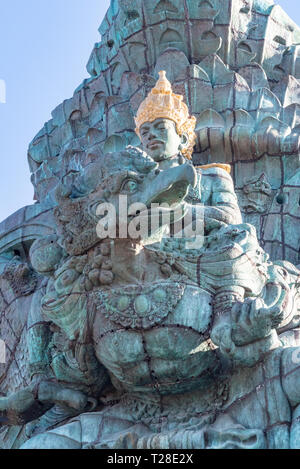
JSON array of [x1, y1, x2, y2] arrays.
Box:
[[0, 0, 300, 449]]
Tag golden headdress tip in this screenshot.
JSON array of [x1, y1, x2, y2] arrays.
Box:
[[135, 71, 197, 160]]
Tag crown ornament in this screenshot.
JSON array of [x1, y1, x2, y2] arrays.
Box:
[[135, 71, 197, 160]]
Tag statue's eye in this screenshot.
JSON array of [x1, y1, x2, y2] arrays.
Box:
[[157, 123, 168, 130], [141, 128, 149, 137], [121, 179, 139, 194]]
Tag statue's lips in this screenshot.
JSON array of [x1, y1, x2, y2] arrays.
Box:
[[147, 140, 164, 149]]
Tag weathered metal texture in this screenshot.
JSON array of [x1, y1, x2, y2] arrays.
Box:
[[24, 0, 300, 265], [0, 0, 300, 450]]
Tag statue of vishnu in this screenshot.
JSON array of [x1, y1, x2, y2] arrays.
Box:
[[1, 72, 300, 450]]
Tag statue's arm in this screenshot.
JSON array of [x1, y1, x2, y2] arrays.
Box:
[[0, 277, 108, 426], [271, 348, 300, 449], [211, 256, 299, 367], [282, 348, 300, 409], [26, 284, 52, 380], [0, 341, 105, 427], [199, 167, 242, 230]]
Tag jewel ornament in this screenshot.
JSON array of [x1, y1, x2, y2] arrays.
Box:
[[97, 282, 185, 329]]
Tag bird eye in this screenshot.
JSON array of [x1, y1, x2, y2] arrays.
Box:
[[121, 179, 139, 194], [240, 6, 250, 14]]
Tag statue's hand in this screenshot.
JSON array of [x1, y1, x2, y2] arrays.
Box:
[[231, 297, 275, 345], [0, 378, 91, 427], [37, 381, 89, 411], [203, 207, 228, 231], [0, 387, 52, 426]]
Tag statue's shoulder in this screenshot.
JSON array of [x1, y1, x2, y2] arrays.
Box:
[[196, 163, 231, 177], [195, 164, 234, 190]]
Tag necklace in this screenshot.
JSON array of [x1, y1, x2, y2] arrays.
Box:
[[96, 281, 185, 329]]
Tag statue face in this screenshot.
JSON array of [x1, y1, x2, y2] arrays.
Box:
[[140, 118, 187, 162]]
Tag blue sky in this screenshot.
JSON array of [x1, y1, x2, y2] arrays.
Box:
[[0, 0, 299, 222], [0, 0, 110, 222]]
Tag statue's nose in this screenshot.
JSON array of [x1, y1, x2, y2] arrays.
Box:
[[148, 131, 156, 140]]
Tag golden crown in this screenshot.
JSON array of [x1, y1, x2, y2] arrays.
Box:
[[135, 71, 197, 159]]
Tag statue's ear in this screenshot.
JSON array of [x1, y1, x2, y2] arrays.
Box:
[[179, 132, 189, 150]]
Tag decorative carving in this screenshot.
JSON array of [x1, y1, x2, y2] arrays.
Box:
[[97, 282, 185, 329], [1, 131, 298, 449], [154, 0, 178, 14], [1, 257, 37, 297], [1, 0, 300, 451], [242, 173, 272, 213]]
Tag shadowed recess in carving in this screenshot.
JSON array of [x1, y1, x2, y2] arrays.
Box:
[[154, 0, 179, 14], [159, 29, 184, 53], [125, 10, 140, 23]]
